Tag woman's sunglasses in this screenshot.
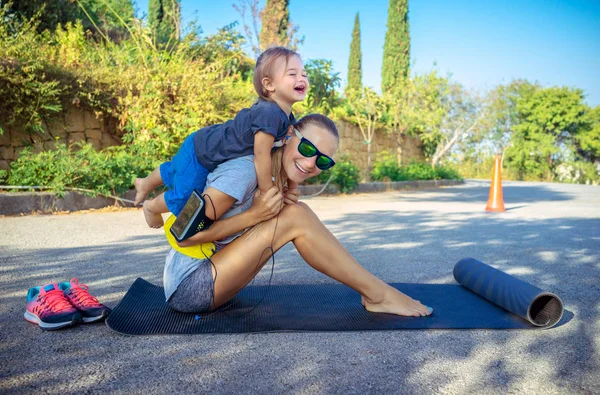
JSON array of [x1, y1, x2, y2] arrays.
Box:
[[294, 128, 336, 170]]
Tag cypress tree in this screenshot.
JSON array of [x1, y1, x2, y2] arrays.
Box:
[[347, 12, 362, 92], [149, 0, 180, 46], [381, 0, 410, 94], [260, 0, 289, 50]]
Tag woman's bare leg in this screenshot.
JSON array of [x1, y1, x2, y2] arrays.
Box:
[[209, 202, 432, 317]]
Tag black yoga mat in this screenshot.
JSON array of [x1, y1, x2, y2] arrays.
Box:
[[106, 258, 566, 335]]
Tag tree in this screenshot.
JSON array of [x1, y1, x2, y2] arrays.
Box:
[[506, 86, 591, 180], [481, 80, 538, 165], [149, 0, 180, 46], [304, 59, 341, 113], [260, 0, 288, 49], [347, 12, 362, 92], [233, 0, 262, 58], [406, 77, 484, 168], [194, 23, 255, 80], [381, 0, 410, 94], [430, 84, 484, 167], [259, 0, 302, 51], [234, 0, 302, 57], [383, 71, 448, 165], [575, 106, 600, 163], [346, 87, 384, 179]]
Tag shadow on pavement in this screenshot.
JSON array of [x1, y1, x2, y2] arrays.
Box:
[[1, 191, 599, 393], [398, 182, 575, 204]]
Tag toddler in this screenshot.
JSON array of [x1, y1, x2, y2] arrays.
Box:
[[134, 46, 309, 228]]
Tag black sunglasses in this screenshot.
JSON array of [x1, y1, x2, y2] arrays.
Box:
[[294, 128, 336, 170]]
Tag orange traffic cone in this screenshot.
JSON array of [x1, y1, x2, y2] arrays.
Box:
[[485, 155, 506, 212]]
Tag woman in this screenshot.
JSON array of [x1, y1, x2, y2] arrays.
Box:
[[164, 114, 433, 318]]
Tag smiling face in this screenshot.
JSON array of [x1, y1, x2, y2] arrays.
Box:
[[263, 55, 308, 111], [282, 122, 339, 184]]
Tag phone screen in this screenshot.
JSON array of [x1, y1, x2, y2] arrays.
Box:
[[171, 192, 202, 239]]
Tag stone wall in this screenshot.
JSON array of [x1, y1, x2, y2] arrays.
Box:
[[0, 108, 121, 171], [336, 120, 425, 179], [1, 110, 426, 179]]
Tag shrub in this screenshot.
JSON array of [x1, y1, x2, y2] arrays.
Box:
[[0, 8, 256, 153], [396, 162, 438, 181], [556, 161, 600, 185], [6, 142, 156, 196], [455, 158, 495, 179], [0, 10, 63, 134], [371, 158, 462, 182], [370, 150, 399, 181], [330, 156, 360, 193], [302, 155, 361, 193], [434, 164, 462, 180], [303, 167, 333, 185], [331, 164, 360, 193]]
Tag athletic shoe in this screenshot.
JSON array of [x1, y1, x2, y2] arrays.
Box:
[[59, 278, 111, 323], [24, 283, 83, 330]]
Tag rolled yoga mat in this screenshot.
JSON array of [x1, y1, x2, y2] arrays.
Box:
[[453, 257, 564, 328], [106, 258, 566, 335]]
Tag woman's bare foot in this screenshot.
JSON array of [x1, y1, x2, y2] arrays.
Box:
[[134, 178, 149, 206], [143, 201, 164, 228], [362, 285, 433, 317]]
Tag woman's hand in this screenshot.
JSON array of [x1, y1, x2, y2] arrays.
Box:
[[176, 238, 195, 248], [250, 186, 283, 223]]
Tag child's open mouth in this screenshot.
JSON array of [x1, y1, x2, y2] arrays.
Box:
[[294, 86, 306, 94]]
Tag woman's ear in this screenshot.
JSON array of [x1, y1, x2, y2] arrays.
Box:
[[285, 125, 294, 143]]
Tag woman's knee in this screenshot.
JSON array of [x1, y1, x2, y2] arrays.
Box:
[[280, 201, 312, 220], [278, 202, 318, 232]]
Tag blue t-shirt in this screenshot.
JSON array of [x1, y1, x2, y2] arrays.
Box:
[[193, 99, 295, 171]]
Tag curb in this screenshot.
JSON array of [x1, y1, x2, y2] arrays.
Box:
[[0, 179, 464, 216], [0, 190, 136, 216], [300, 179, 464, 196]]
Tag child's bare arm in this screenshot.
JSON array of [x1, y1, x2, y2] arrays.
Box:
[[254, 131, 276, 194]]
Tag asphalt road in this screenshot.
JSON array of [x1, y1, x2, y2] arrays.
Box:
[[1, 180, 599, 394]]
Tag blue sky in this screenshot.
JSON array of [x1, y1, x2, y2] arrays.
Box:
[[134, 0, 600, 107]]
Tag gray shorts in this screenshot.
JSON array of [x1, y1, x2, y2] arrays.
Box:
[[167, 259, 214, 313]]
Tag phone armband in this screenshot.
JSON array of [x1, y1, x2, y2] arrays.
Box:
[[164, 215, 215, 260], [169, 189, 215, 242]]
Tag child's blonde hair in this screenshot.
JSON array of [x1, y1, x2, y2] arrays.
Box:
[[253, 46, 301, 100]]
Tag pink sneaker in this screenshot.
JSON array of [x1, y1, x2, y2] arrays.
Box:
[[25, 283, 82, 330], [59, 278, 111, 323]]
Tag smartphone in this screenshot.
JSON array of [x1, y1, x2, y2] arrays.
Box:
[[170, 190, 214, 242]]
